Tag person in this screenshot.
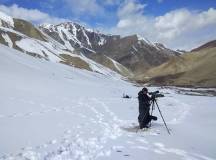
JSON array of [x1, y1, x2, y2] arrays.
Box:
[[138, 87, 156, 129]]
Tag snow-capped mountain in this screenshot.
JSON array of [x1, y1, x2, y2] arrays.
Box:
[[40, 22, 180, 74], [0, 11, 129, 77], [0, 11, 179, 78]]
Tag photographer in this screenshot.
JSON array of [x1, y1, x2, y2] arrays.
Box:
[[138, 87, 157, 129]]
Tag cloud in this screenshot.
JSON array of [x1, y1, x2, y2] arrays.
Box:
[[63, 0, 104, 16], [157, 0, 164, 4], [103, 0, 123, 6], [155, 8, 216, 39], [118, 0, 146, 19], [0, 4, 69, 24], [1, 1, 215, 50], [108, 0, 216, 50]]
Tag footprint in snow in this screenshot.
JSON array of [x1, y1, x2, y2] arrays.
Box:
[[25, 112, 34, 116], [49, 139, 57, 145], [9, 114, 18, 118], [123, 154, 130, 157], [64, 129, 72, 134]]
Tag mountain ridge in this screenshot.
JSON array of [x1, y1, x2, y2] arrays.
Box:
[[0, 11, 130, 77], [135, 45, 216, 87], [0, 11, 179, 80], [39, 20, 180, 74]]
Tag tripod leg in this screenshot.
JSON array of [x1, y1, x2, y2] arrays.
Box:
[[149, 101, 154, 127], [155, 100, 171, 135]]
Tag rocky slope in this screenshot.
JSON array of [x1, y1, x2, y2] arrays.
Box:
[[135, 41, 216, 87], [0, 11, 179, 79], [0, 11, 128, 77], [40, 23, 179, 74], [1, 11, 215, 87]]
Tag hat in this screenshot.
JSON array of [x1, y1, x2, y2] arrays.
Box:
[[142, 87, 148, 92]]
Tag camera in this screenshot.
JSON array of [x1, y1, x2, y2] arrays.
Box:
[[149, 90, 164, 99]]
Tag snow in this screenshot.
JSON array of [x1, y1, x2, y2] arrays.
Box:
[[137, 34, 152, 44], [71, 23, 77, 37], [0, 26, 27, 37], [98, 37, 106, 46], [0, 44, 216, 160], [106, 56, 124, 72], [15, 38, 61, 62], [2, 19, 115, 76], [1, 33, 13, 48], [39, 23, 54, 30], [85, 28, 94, 33], [132, 45, 138, 52], [80, 54, 120, 77], [82, 30, 92, 47], [57, 25, 80, 51], [0, 11, 14, 27], [137, 34, 159, 48]]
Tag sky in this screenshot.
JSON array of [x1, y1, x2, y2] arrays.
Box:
[[0, 0, 216, 50]]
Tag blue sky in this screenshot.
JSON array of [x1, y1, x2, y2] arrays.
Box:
[[1, 0, 216, 27], [0, 0, 216, 50]]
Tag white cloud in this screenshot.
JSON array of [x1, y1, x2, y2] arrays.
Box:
[[0, 4, 69, 24], [109, 0, 216, 50], [63, 0, 104, 16], [103, 0, 123, 6], [155, 8, 216, 40], [118, 0, 146, 18], [157, 0, 164, 4]]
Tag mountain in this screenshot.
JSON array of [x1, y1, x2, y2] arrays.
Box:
[[40, 23, 179, 74], [0, 11, 130, 77], [191, 40, 216, 52], [135, 41, 216, 87], [0, 11, 180, 79]]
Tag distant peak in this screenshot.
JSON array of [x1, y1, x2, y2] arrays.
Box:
[[0, 11, 14, 27], [136, 34, 153, 45], [136, 34, 148, 41], [39, 23, 54, 28], [155, 43, 166, 48]]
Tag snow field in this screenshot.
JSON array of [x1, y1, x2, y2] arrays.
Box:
[[0, 44, 216, 160]]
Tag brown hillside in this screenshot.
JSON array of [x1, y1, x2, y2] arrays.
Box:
[[191, 40, 216, 52], [135, 47, 216, 87]]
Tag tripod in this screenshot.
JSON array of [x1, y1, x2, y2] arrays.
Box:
[[150, 98, 171, 135]]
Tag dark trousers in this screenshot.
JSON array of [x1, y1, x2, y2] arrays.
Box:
[[138, 108, 151, 129]]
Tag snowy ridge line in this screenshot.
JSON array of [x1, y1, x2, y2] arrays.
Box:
[[1, 23, 119, 76], [37, 29, 68, 50], [106, 56, 123, 72], [82, 30, 92, 47], [98, 37, 106, 46], [79, 53, 122, 79], [0, 26, 28, 38], [0, 11, 14, 27], [1, 33, 13, 48]]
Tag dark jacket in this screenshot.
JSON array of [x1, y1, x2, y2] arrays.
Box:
[[138, 91, 152, 127], [138, 91, 151, 111]]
